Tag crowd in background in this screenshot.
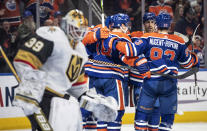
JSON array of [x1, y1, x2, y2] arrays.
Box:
[[0, 0, 205, 73]]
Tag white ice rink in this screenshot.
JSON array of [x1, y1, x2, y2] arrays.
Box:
[[122, 123, 207, 131]]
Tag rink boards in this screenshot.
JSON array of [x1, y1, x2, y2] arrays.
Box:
[[0, 69, 207, 129]]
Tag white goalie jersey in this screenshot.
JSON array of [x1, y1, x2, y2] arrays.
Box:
[[14, 26, 89, 98]]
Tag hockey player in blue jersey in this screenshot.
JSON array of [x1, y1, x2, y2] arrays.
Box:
[[82, 13, 150, 131], [131, 12, 161, 131], [132, 12, 200, 131]]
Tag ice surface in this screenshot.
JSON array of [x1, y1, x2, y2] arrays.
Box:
[[121, 123, 207, 131]]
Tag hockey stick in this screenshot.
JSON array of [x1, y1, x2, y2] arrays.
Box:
[[88, 59, 199, 79], [100, 0, 105, 27], [192, 24, 200, 100], [0, 46, 53, 131]]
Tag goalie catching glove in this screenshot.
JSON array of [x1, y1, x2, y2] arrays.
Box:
[[79, 91, 118, 122]]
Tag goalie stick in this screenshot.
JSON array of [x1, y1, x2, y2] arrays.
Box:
[[0, 45, 53, 131], [88, 59, 199, 79]]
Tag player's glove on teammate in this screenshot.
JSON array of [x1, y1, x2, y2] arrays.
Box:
[[95, 26, 110, 40], [134, 56, 151, 78]]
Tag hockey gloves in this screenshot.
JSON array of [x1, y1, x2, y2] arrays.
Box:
[[191, 52, 200, 68], [134, 56, 151, 78], [95, 27, 110, 40]]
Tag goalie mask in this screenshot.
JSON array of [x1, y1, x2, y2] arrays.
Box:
[[61, 9, 88, 42]]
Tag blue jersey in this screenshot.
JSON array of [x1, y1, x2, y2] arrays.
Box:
[[84, 32, 132, 81], [133, 32, 198, 80]]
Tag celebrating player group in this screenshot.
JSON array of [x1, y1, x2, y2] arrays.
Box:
[[11, 7, 199, 131]]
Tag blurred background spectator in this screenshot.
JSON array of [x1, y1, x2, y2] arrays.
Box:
[[25, 0, 54, 26], [44, 18, 53, 26], [0, 0, 21, 27], [174, 7, 197, 45], [0, 20, 13, 73], [53, 11, 62, 26], [188, 35, 205, 67], [148, 0, 174, 17]]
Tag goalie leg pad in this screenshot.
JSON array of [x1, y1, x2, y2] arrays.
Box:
[[49, 96, 83, 131]]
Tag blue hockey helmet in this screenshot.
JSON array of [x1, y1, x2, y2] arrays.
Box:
[[105, 15, 112, 28], [110, 13, 131, 29], [143, 12, 156, 23], [156, 12, 172, 29], [23, 10, 33, 19]]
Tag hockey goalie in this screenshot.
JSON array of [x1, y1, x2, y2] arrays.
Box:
[[12, 9, 118, 131]]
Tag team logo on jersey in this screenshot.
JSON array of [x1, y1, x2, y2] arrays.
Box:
[[6, 0, 16, 11], [134, 39, 143, 45], [67, 55, 83, 82]]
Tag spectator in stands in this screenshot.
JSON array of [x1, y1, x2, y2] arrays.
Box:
[[0, 21, 11, 51], [0, 0, 21, 27], [12, 10, 36, 59], [7, 25, 18, 61], [188, 35, 205, 68], [0, 21, 12, 73], [44, 19, 53, 26], [174, 7, 197, 43], [25, 0, 54, 26], [173, 0, 184, 22], [191, 0, 203, 37], [17, 10, 35, 39], [113, 0, 140, 31], [53, 11, 62, 26], [188, 35, 203, 52], [148, 0, 174, 17], [58, 0, 76, 15], [51, 0, 64, 12]]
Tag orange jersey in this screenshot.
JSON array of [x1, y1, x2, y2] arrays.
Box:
[[149, 3, 173, 17], [131, 31, 144, 38], [0, 0, 21, 26], [82, 24, 109, 46]]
